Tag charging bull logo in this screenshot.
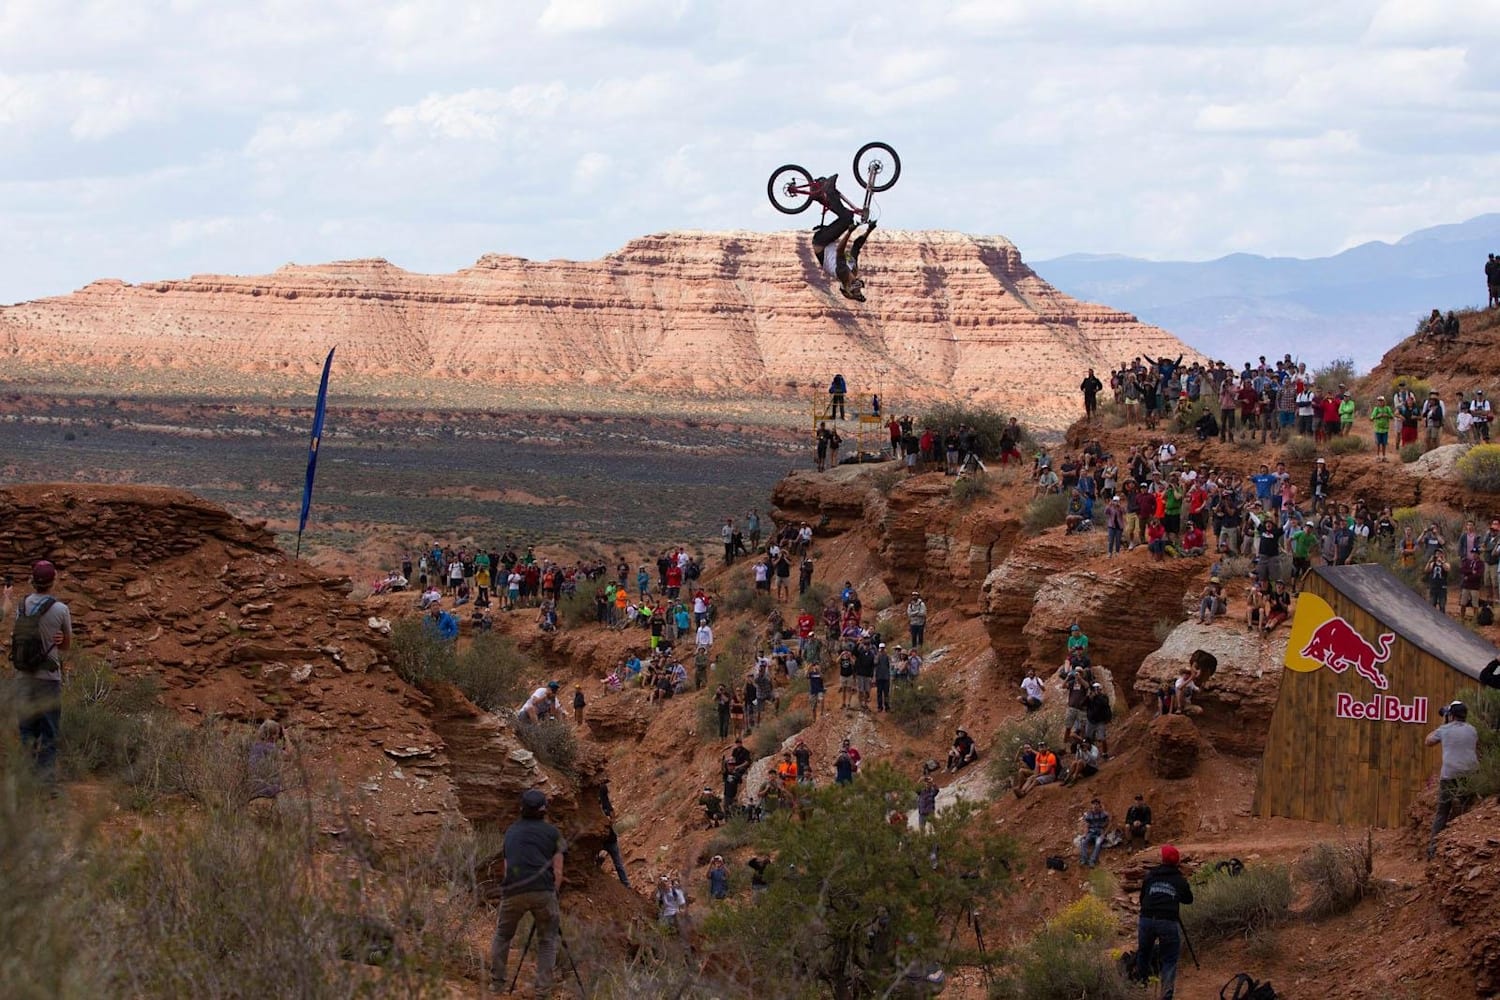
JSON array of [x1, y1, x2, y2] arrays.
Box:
[[1299, 618, 1394, 690]]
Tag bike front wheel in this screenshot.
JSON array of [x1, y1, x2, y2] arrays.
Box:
[[852, 142, 900, 192], [767, 164, 814, 214]]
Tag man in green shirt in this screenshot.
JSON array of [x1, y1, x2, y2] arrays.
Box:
[[1289, 519, 1318, 592], [1369, 394, 1394, 462], [1338, 393, 1357, 436]]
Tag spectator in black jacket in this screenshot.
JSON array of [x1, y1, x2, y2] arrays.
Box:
[[1136, 845, 1194, 1000], [1125, 794, 1152, 848]]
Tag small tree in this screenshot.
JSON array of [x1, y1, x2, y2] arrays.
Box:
[[918, 403, 1032, 458], [701, 764, 1018, 1000]]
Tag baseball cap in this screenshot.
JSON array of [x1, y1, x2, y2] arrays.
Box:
[[1160, 844, 1181, 865], [547, 680, 560, 690], [31, 560, 56, 585], [520, 789, 548, 811], [1316, 457, 1326, 464]]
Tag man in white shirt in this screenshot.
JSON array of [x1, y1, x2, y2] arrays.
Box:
[[1018, 669, 1045, 711], [696, 623, 714, 651]]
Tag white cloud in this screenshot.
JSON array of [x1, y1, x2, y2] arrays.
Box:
[[5, 0, 1500, 306]]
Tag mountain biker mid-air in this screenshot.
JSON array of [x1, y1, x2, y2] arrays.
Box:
[[808, 174, 872, 302]]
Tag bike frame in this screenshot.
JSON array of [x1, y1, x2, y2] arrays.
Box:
[[788, 163, 881, 222]]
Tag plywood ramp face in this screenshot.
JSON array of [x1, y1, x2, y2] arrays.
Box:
[[1255, 565, 1497, 828]]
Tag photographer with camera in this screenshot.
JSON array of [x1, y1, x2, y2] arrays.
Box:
[[1426, 700, 1480, 859]]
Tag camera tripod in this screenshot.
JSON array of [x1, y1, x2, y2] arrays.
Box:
[[507, 913, 586, 997], [942, 903, 992, 988]]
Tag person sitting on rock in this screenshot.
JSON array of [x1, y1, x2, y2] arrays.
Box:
[[1060, 738, 1102, 786], [1014, 741, 1059, 798], [1196, 577, 1224, 624], [1018, 669, 1045, 711], [1010, 742, 1038, 791], [946, 728, 979, 772], [1172, 667, 1202, 716]]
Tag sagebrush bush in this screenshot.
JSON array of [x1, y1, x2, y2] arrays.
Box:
[[1283, 436, 1317, 462], [797, 583, 830, 616], [1329, 435, 1368, 455], [1399, 442, 1423, 464], [1024, 494, 1068, 533], [1458, 444, 1500, 492], [919, 402, 1032, 458], [889, 680, 941, 736], [388, 620, 534, 712], [1181, 865, 1292, 942], [749, 710, 810, 759], [986, 702, 1065, 792], [514, 719, 580, 778], [990, 927, 1128, 1000], [1048, 895, 1118, 941], [1313, 357, 1358, 391], [1297, 837, 1377, 919], [952, 473, 991, 504]]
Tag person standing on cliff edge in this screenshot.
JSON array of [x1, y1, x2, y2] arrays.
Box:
[[828, 374, 847, 420], [1080, 368, 1104, 422], [489, 789, 563, 994], [10, 560, 72, 788]]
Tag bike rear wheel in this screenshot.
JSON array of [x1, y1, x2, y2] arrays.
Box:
[[852, 142, 900, 192], [767, 164, 814, 214]]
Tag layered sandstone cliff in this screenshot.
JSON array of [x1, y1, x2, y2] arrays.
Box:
[[0, 230, 1193, 428]]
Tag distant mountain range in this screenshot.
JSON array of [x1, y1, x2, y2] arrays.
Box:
[[1032, 215, 1500, 370]]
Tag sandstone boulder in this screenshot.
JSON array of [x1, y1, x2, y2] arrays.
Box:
[[1145, 714, 1206, 779], [1135, 622, 1283, 755]]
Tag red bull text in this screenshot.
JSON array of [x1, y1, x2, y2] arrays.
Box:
[[1334, 693, 1428, 724]]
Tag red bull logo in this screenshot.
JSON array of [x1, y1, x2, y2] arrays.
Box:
[[1298, 617, 1394, 691]]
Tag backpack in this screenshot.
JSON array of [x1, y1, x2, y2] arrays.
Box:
[[1480, 603, 1495, 628], [1214, 858, 1246, 877], [10, 597, 58, 673], [1221, 973, 1277, 1000], [1120, 947, 1161, 983]]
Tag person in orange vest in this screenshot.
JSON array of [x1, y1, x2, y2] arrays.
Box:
[[1014, 741, 1059, 798]]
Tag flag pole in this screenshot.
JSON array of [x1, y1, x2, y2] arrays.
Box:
[[296, 348, 336, 561]]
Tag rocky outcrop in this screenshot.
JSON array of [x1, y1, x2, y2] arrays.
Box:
[[1135, 622, 1285, 756], [981, 541, 1204, 700], [1144, 714, 1207, 779], [0, 231, 1196, 430], [0, 484, 556, 859], [1429, 801, 1500, 995]]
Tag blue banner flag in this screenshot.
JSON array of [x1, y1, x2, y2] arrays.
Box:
[[295, 348, 335, 558]]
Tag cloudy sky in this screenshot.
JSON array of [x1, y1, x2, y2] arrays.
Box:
[[4, 0, 1500, 303]]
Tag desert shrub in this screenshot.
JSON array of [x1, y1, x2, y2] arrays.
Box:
[[704, 814, 758, 859], [58, 658, 161, 779], [1454, 686, 1500, 799], [986, 701, 1065, 792], [388, 618, 456, 686], [1399, 442, 1423, 463], [1297, 836, 1377, 919], [1458, 444, 1500, 492], [1087, 866, 1120, 902], [952, 473, 991, 504], [870, 466, 904, 496], [749, 709, 810, 759], [797, 583, 830, 615], [701, 766, 1017, 1000], [388, 620, 534, 712], [889, 680, 941, 736], [1313, 357, 1358, 391], [1152, 617, 1178, 644], [1023, 494, 1068, 533], [514, 720, 580, 778], [918, 402, 1031, 458], [722, 584, 774, 617], [1181, 864, 1293, 942], [563, 579, 600, 628], [1283, 435, 1317, 462], [1216, 554, 1252, 580], [446, 634, 532, 712], [991, 897, 1127, 1000], [1328, 435, 1368, 455]]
